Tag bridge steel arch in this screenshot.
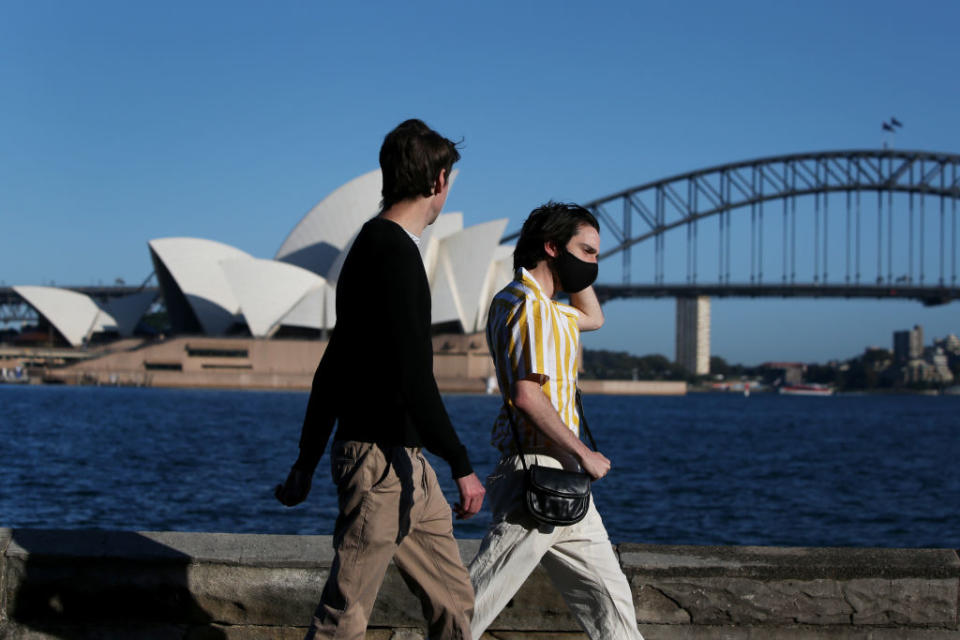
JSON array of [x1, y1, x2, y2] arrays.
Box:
[[578, 150, 960, 304]]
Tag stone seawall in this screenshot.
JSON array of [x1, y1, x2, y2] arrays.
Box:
[[1, 529, 957, 639]]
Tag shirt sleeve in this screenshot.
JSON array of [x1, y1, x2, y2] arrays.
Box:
[[293, 330, 342, 473], [383, 241, 473, 479], [507, 297, 550, 386]]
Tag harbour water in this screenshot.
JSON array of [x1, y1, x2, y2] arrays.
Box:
[[1, 385, 957, 548]]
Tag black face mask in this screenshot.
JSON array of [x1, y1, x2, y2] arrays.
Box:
[[554, 249, 598, 293]]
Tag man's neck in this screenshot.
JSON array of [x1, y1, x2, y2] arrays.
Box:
[[527, 261, 557, 299], [379, 198, 433, 237]]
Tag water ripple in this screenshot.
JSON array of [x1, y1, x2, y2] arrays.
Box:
[[1, 386, 958, 547]]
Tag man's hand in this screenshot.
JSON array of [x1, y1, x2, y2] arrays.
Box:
[[579, 450, 611, 481], [453, 472, 485, 519], [274, 466, 313, 507]]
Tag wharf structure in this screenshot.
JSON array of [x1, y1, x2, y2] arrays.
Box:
[[1, 528, 957, 639]]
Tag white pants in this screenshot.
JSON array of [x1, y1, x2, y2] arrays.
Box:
[[468, 452, 644, 640]]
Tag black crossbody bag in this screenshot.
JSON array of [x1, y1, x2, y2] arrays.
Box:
[[505, 389, 598, 526]]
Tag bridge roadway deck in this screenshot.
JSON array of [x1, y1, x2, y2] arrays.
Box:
[[0, 285, 153, 305], [3, 284, 959, 308], [594, 282, 960, 305]]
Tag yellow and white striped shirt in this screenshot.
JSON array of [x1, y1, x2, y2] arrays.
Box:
[[487, 268, 581, 454]]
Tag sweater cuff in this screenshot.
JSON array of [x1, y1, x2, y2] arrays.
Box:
[[293, 449, 322, 474], [447, 445, 473, 479]]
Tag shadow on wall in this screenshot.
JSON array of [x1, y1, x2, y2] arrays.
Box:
[[7, 529, 226, 639]]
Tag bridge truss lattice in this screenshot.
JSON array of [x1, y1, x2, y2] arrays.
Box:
[[581, 150, 960, 304]]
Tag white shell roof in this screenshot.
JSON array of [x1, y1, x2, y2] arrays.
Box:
[[275, 168, 459, 279], [477, 243, 516, 330], [420, 212, 463, 286], [432, 218, 508, 333], [220, 258, 329, 338], [148, 237, 251, 335], [323, 230, 358, 287], [14, 286, 111, 347], [100, 290, 158, 336], [280, 286, 336, 331], [431, 253, 462, 327], [134, 169, 520, 339], [274, 169, 382, 278]]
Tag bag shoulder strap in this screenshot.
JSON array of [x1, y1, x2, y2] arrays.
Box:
[[503, 386, 598, 472], [575, 388, 598, 451]]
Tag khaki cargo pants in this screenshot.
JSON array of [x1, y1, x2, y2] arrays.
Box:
[[305, 440, 474, 640]]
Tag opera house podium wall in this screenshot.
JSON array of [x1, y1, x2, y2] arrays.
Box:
[[27, 335, 686, 395], [38, 335, 500, 393]]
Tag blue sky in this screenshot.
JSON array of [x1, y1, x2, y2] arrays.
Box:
[[2, 1, 958, 364]]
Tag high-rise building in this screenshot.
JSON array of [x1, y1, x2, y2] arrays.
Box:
[[676, 296, 710, 375], [936, 333, 960, 355], [893, 324, 924, 363]]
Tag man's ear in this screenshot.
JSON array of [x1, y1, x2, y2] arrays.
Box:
[[543, 240, 560, 259], [432, 168, 447, 196]]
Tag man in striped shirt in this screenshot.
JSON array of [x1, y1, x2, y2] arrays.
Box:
[[469, 202, 644, 640]]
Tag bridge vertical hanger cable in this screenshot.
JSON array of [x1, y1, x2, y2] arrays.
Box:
[[693, 180, 699, 284], [719, 171, 725, 285], [759, 166, 764, 284], [782, 164, 788, 284], [887, 155, 894, 285], [877, 191, 883, 284], [950, 161, 957, 287], [846, 158, 852, 284], [940, 165, 947, 287], [814, 162, 821, 284], [726, 172, 732, 284], [856, 186, 861, 285], [661, 187, 666, 284], [662, 188, 667, 285], [824, 161, 829, 283], [654, 186, 660, 285], [751, 167, 757, 284], [791, 163, 797, 284], [622, 197, 631, 284], [657, 186, 665, 285], [910, 164, 915, 283], [920, 160, 926, 284], [686, 179, 693, 284]]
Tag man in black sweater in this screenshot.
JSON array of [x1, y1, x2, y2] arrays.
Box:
[[275, 119, 485, 640]]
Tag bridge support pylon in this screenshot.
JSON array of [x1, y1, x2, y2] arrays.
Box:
[[676, 296, 711, 376]]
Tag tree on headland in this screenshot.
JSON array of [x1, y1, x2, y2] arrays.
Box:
[[581, 349, 691, 381]]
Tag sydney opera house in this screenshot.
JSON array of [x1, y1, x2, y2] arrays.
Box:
[[2, 170, 516, 390]]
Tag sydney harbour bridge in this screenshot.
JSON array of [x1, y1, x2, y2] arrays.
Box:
[[3, 149, 959, 370]]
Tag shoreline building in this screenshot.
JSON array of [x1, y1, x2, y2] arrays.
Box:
[[676, 296, 710, 376], [893, 325, 924, 363], [893, 324, 956, 386]]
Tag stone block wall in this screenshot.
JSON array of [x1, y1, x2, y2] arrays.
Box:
[[1, 529, 957, 639]]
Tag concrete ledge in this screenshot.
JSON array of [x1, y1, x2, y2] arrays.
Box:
[[622, 543, 960, 630], [1, 530, 957, 639]]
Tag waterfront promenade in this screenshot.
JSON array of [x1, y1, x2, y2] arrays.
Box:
[[2, 528, 958, 639]]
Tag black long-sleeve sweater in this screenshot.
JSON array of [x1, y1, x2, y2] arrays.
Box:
[[294, 217, 473, 479]]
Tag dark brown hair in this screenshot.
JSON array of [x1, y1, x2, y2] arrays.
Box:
[[379, 119, 461, 210], [513, 202, 599, 271]]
